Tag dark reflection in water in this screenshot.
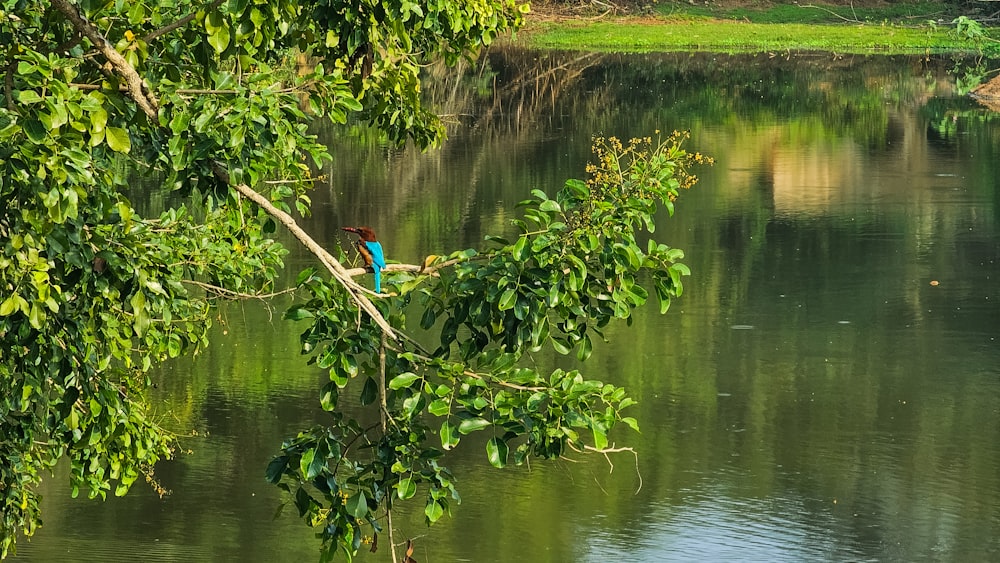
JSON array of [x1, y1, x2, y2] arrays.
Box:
[[12, 50, 1000, 562]]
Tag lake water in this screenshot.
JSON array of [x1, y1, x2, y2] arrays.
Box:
[[12, 50, 1000, 562]]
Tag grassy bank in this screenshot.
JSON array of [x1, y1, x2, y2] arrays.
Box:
[[518, 1, 1000, 54]]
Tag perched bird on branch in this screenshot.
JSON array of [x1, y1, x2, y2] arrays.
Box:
[[341, 226, 386, 293]]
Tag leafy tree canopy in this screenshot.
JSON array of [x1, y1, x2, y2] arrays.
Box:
[[0, 0, 708, 560]]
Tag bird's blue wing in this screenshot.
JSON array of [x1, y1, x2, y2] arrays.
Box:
[[365, 241, 385, 293], [366, 241, 386, 269]]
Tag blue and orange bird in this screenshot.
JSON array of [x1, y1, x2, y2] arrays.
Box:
[[342, 226, 386, 293]]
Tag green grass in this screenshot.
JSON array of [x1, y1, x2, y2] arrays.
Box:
[[658, 1, 958, 25], [515, 0, 1000, 54], [518, 0, 1000, 56], [523, 19, 972, 54]]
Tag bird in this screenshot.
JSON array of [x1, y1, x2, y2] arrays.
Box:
[[341, 226, 386, 293]]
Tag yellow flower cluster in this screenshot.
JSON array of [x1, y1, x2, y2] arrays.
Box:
[[142, 464, 170, 499], [585, 130, 713, 194]]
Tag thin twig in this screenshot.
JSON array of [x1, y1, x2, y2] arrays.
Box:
[[798, 4, 859, 23], [402, 350, 547, 392], [181, 279, 297, 300], [568, 442, 643, 494]]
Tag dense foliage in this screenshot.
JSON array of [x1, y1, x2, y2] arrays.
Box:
[[0, 0, 524, 557]]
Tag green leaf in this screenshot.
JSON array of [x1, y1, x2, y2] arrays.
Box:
[[539, 199, 561, 213], [346, 491, 369, 519], [130, 291, 148, 336], [498, 288, 516, 311], [424, 498, 444, 523], [27, 301, 44, 330], [265, 456, 288, 483], [458, 417, 490, 434], [396, 477, 416, 500], [486, 437, 508, 468], [167, 333, 182, 358], [23, 119, 47, 143], [299, 448, 316, 479], [428, 398, 450, 417], [550, 337, 571, 355], [0, 295, 18, 316], [17, 90, 43, 104], [592, 427, 608, 451], [576, 333, 593, 362], [621, 417, 640, 432], [402, 392, 425, 418], [359, 376, 377, 405], [389, 372, 420, 390], [283, 305, 314, 321], [20, 385, 34, 410], [320, 382, 339, 411], [511, 236, 528, 261], [205, 12, 232, 53], [89, 106, 108, 133], [420, 307, 437, 329], [440, 421, 459, 450], [106, 127, 131, 153]]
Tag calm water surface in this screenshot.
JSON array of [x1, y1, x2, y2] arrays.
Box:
[[13, 51, 1000, 562]]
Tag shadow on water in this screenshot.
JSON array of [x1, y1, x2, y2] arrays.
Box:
[[12, 50, 1000, 562]]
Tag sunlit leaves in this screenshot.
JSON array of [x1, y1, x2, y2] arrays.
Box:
[[457, 417, 491, 434], [389, 372, 420, 390], [105, 127, 131, 153], [204, 11, 232, 54], [395, 477, 417, 500], [424, 498, 445, 523]]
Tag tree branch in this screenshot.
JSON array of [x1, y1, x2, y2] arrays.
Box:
[[49, 0, 159, 120], [213, 163, 398, 341]]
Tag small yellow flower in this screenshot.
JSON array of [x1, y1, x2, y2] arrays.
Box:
[[124, 30, 135, 42]]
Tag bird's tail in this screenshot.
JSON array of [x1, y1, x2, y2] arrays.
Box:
[[373, 266, 381, 294]]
